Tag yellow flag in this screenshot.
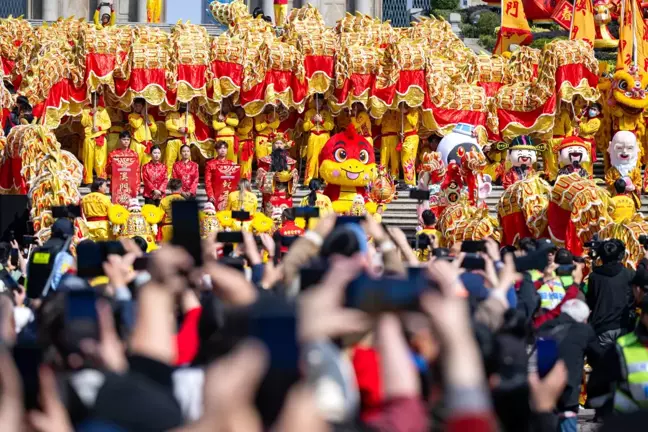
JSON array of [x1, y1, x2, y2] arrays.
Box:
[[493, 0, 533, 55], [633, 0, 648, 72], [616, 0, 634, 70], [569, 0, 596, 46]]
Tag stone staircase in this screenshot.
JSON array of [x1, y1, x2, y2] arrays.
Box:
[[27, 20, 225, 36], [78, 156, 648, 235]]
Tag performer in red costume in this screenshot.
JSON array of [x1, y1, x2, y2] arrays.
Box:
[[205, 141, 241, 209], [141, 145, 168, 206], [172, 144, 199, 198], [256, 133, 299, 218]]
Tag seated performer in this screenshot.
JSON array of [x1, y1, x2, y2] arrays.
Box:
[[278, 208, 305, 243], [256, 133, 299, 217], [226, 178, 258, 214], [299, 179, 333, 215], [501, 135, 538, 190], [128, 98, 158, 165], [158, 179, 185, 242], [610, 179, 637, 223], [172, 144, 199, 198], [80, 93, 112, 185], [141, 146, 168, 206], [205, 141, 236, 205], [81, 178, 112, 242]]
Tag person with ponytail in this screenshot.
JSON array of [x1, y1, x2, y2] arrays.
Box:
[[226, 178, 258, 214], [299, 179, 333, 215]]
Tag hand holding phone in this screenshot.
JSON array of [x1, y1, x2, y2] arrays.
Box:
[[536, 338, 559, 378], [172, 200, 203, 267]]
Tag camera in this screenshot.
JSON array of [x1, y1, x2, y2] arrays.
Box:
[[584, 235, 603, 259]]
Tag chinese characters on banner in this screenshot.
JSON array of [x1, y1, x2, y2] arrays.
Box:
[[110, 153, 140, 205], [212, 164, 241, 211]]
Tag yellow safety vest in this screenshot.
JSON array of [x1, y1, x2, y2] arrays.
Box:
[[537, 275, 572, 310], [614, 332, 648, 413]]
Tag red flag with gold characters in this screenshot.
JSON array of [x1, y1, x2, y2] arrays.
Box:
[[570, 0, 596, 46], [494, 0, 534, 55], [551, 0, 573, 30], [110, 152, 140, 206], [212, 164, 241, 211], [617, 0, 634, 70]]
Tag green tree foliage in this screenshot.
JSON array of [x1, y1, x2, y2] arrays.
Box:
[[430, 0, 459, 12]]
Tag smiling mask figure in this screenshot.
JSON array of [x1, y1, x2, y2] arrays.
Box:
[[320, 124, 377, 213], [502, 135, 538, 189], [606, 130, 642, 194], [557, 136, 590, 178]]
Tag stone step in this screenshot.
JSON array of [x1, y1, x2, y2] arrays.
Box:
[[27, 20, 225, 36]]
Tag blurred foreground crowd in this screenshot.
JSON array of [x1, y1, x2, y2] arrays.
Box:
[[0, 211, 647, 432]]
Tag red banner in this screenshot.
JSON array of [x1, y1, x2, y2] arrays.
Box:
[[211, 164, 241, 211], [551, 0, 573, 30], [110, 153, 140, 205]]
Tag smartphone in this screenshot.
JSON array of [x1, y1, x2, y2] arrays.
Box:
[[536, 337, 559, 378], [461, 240, 486, 254], [293, 206, 320, 219], [248, 299, 299, 371], [335, 216, 363, 226], [133, 255, 149, 271], [217, 231, 244, 244], [76, 241, 105, 278], [461, 254, 486, 270], [432, 247, 450, 258], [172, 200, 203, 267], [514, 247, 550, 273], [13, 344, 43, 410], [299, 266, 327, 292], [10, 248, 18, 267], [219, 256, 245, 272], [64, 290, 100, 358], [346, 273, 427, 313], [409, 189, 430, 201], [231, 210, 250, 221], [23, 235, 38, 245]]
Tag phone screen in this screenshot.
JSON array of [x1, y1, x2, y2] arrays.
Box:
[[65, 290, 98, 322], [346, 273, 427, 313], [249, 300, 299, 371], [76, 241, 104, 278], [461, 241, 486, 254], [217, 231, 244, 244], [536, 338, 559, 378], [335, 216, 363, 227], [172, 200, 203, 267], [461, 254, 486, 270], [13, 344, 43, 410], [294, 207, 320, 219]]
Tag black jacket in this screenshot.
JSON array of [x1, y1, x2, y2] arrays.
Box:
[[586, 262, 635, 335], [538, 313, 602, 411]]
